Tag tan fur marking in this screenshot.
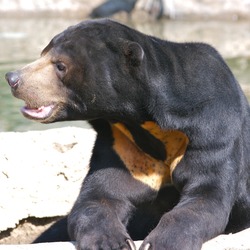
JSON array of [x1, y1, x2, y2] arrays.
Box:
[[19, 52, 68, 109], [112, 122, 189, 190], [141, 121, 189, 174]]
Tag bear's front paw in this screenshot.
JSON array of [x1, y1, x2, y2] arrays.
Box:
[[75, 228, 135, 250], [140, 235, 200, 250], [139, 224, 202, 250]]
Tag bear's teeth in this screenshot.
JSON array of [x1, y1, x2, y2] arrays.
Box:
[[38, 106, 45, 112], [21, 105, 54, 120]]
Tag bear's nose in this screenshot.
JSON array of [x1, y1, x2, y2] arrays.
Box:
[[5, 71, 20, 88]]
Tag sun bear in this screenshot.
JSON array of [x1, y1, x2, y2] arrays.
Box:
[[5, 19, 250, 250]]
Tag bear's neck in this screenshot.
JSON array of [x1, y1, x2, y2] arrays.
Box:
[[111, 121, 189, 190]]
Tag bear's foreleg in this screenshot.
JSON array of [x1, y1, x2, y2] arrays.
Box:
[[67, 120, 157, 250], [139, 156, 237, 250]]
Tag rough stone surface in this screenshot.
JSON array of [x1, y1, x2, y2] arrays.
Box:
[[0, 127, 96, 232], [0, 127, 250, 249], [1, 229, 250, 249], [0, 0, 250, 20], [202, 228, 250, 250]]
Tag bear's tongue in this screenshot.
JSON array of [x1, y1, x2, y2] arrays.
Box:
[[21, 105, 54, 120]]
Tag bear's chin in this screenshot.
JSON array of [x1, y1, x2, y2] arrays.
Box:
[[21, 104, 55, 121]]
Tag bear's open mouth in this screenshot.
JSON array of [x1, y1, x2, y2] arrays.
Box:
[[21, 104, 55, 120]]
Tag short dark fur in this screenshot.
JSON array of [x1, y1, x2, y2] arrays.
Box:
[[6, 19, 250, 250]]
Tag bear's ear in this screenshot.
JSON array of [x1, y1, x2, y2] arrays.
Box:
[[122, 41, 144, 67]]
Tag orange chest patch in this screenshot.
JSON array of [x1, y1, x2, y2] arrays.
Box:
[[112, 122, 189, 190]]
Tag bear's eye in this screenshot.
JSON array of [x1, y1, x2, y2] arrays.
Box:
[[56, 62, 66, 72]]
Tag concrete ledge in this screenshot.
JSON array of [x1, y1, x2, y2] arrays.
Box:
[[1, 228, 250, 249], [1, 127, 250, 248], [0, 242, 76, 250]]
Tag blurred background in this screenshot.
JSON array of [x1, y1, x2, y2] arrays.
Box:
[[0, 0, 250, 132]]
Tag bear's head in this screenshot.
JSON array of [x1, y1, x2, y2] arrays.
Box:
[[5, 19, 147, 123]]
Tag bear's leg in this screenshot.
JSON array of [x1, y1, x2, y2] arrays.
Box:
[[139, 159, 237, 250], [67, 120, 159, 250], [225, 196, 250, 233], [127, 185, 180, 240], [226, 131, 250, 233], [67, 166, 158, 250]]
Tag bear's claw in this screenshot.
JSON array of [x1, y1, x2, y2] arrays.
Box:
[[126, 239, 136, 250], [143, 243, 151, 250]]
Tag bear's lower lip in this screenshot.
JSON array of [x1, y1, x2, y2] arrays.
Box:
[[21, 105, 55, 120]]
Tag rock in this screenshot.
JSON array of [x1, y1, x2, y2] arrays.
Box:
[[1, 229, 250, 249], [0, 242, 76, 250], [0, 0, 104, 18], [0, 127, 96, 232], [202, 228, 250, 250], [0, 127, 250, 248], [159, 0, 250, 20], [0, 0, 250, 20]]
